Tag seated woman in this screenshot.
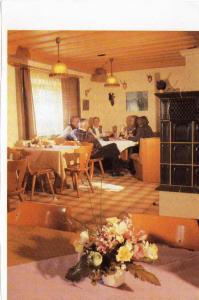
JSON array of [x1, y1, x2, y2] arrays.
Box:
[[71, 118, 124, 177], [59, 116, 80, 140], [123, 115, 137, 138], [89, 116, 104, 139]]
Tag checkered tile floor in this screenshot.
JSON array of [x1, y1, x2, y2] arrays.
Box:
[[10, 173, 159, 225]]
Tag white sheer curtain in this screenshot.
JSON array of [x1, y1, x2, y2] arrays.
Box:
[[30, 70, 63, 137]]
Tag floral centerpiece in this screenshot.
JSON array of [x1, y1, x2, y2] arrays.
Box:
[[66, 216, 160, 287]]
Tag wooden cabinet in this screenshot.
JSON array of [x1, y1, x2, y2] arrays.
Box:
[[156, 91, 199, 193]]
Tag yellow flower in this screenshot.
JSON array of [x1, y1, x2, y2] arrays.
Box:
[[143, 242, 158, 260], [116, 244, 133, 262], [73, 240, 84, 253], [106, 217, 120, 224], [88, 251, 103, 267]]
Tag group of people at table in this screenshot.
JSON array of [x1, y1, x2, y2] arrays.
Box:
[[59, 115, 154, 177]]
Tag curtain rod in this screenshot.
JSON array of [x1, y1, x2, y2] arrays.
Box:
[[10, 63, 51, 73], [9, 62, 83, 78]]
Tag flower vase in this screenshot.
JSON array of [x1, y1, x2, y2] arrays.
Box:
[[102, 269, 125, 288]]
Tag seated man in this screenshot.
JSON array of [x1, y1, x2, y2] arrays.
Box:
[[71, 118, 124, 177], [128, 116, 154, 142], [59, 116, 80, 140], [89, 116, 104, 139]]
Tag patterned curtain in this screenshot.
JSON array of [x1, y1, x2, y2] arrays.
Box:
[[30, 70, 63, 137], [61, 78, 80, 127], [15, 66, 36, 140]]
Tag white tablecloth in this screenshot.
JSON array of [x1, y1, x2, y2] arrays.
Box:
[[8, 244, 199, 300], [99, 139, 138, 153]]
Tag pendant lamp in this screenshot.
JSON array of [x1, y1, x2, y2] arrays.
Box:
[[104, 58, 120, 87], [49, 37, 68, 78]]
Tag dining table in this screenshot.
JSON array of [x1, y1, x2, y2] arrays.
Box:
[[99, 139, 138, 160], [8, 224, 199, 300], [15, 145, 80, 183]]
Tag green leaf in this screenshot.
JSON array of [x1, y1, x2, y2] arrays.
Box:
[[65, 255, 92, 282], [129, 264, 161, 286]]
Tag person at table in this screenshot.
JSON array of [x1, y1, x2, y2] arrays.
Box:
[[109, 125, 118, 139], [123, 115, 137, 138], [71, 118, 124, 176], [59, 116, 80, 140], [128, 116, 154, 142], [89, 117, 104, 139]]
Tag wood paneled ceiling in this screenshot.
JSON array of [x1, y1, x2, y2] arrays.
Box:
[[8, 30, 199, 73]]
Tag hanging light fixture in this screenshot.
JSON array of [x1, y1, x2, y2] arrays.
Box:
[[49, 37, 68, 78], [104, 58, 120, 87]]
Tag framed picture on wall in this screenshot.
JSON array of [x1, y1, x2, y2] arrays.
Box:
[[83, 99, 89, 111], [126, 91, 148, 112]]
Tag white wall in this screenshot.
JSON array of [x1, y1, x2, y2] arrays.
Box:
[[180, 48, 199, 91], [80, 66, 186, 132], [7, 51, 199, 146]]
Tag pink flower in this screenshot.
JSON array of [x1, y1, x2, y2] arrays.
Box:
[[133, 244, 144, 260]]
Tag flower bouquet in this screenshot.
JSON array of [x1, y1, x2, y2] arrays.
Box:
[[66, 216, 160, 287]]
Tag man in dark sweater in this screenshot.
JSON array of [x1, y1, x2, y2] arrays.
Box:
[[128, 116, 154, 143], [71, 118, 124, 177]]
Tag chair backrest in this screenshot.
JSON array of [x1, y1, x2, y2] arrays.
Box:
[[7, 159, 27, 193], [64, 152, 80, 167], [7, 147, 22, 160], [75, 144, 93, 171], [63, 140, 79, 146], [8, 202, 73, 231], [132, 213, 199, 251]]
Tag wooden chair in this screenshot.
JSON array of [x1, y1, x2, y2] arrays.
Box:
[[89, 157, 105, 180], [54, 138, 78, 146], [64, 144, 94, 198], [8, 159, 27, 209], [79, 142, 104, 180], [130, 137, 160, 183], [8, 148, 56, 201], [8, 202, 72, 231], [132, 214, 199, 251]]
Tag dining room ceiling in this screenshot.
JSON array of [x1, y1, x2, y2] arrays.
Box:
[[8, 30, 199, 74]]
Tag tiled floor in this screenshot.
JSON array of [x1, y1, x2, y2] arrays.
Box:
[[10, 173, 159, 225]]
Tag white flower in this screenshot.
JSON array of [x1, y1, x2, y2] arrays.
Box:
[[116, 234, 124, 243], [121, 264, 126, 271], [143, 242, 158, 260], [88, 251, 103, 267], [80, 230, 89, 244], [116, 221, 128, 235]]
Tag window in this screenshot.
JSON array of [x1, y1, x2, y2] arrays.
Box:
[[30, 70, 63, 136]]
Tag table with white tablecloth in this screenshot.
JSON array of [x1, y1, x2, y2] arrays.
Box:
[[99, 139, 138, 153], [99, 139, 138, 160]]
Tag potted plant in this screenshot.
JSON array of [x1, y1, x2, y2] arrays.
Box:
[[65, 216, 160, 288]]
